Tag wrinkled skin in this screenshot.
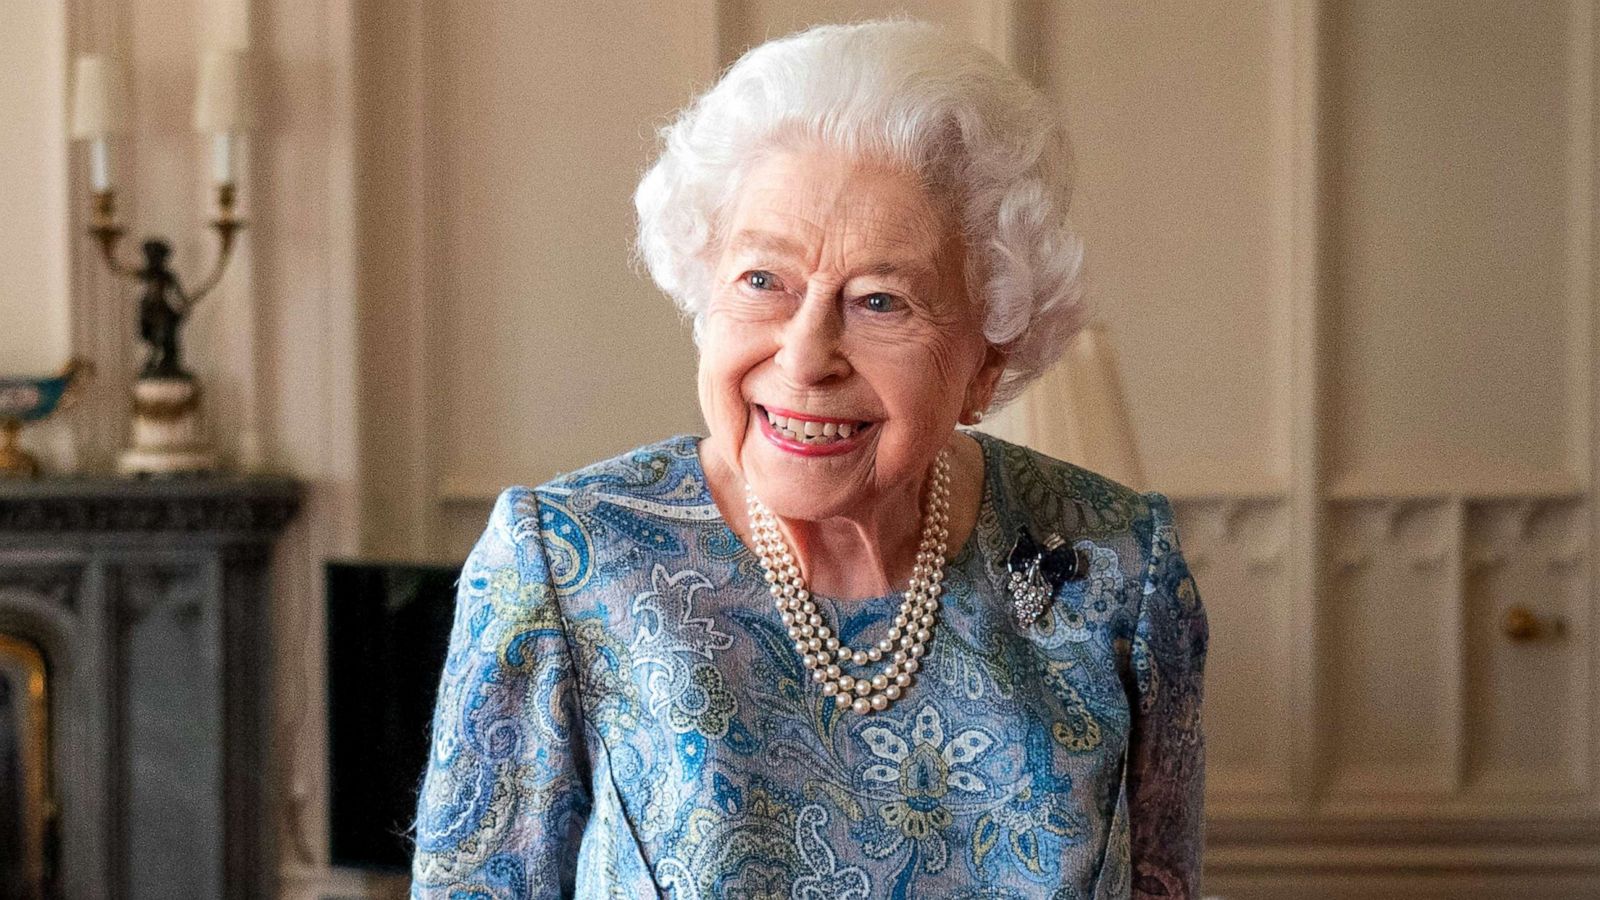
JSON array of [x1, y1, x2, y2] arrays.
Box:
[[696, 144, 1005, 598]]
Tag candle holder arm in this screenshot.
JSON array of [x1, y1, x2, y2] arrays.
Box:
[[87, 190, 140, 279], [184, 183, 246, 308]]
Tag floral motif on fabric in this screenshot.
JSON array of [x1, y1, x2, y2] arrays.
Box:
[[411, 433, 1208, 899]]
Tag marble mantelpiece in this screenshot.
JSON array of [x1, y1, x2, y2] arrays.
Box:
[[0, 476, 299, 900]]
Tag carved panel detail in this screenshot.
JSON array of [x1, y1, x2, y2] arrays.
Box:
[[1324, 499, 1458, 798], [0, 565, 81, 613], [1462, 498, 1589, 797], [0, 490, 297, 535], [1171, 496, 1293, 800]]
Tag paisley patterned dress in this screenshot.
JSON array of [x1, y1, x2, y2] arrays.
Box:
[[410, 432, 1208, 899]]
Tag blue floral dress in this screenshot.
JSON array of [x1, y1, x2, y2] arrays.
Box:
[[411, 432, 1207, 899]]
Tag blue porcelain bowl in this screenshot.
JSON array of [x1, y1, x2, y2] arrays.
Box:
[[0, 359, 92, 423]]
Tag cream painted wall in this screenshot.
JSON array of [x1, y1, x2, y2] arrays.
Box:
[[353, 0, 718, 562], [7, 1, 1598, 897], [0, 2, 74, 470], [1043, 1, 1290, 496], [0, 5, 71, 371]]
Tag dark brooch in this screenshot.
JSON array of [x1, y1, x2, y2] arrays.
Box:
[[1006, 527, 1088, 628]]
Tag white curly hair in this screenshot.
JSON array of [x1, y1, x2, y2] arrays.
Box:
[[633, 18, 1086, 408]]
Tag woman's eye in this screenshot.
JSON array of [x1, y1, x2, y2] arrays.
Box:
[[743, 270, 779, 291], [862, 293, 899, 313]]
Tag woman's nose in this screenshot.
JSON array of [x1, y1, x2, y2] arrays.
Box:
[[774, 294, 850, 385]]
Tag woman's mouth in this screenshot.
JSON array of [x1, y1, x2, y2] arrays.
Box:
[[756, 405, 877, 456]]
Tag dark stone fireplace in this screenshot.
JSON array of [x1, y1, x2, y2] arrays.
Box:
[[0, 477, 298, 899]]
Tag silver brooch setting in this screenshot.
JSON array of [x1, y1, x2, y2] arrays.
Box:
[[1005, 527, 1087, 628]]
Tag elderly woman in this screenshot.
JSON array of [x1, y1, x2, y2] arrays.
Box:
[[412, 19, 1207, 900]]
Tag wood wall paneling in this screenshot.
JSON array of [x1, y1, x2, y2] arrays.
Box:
[[1323, 499, 1457, 800], [426, 1, 714, 558], [26, 0, 1600, 894], [728, 0, 978, 59], [1040, 0, 1289, 496], [1462, 498, 1589, 798], [1320, 1, 1582, 498], [1172, 497, 1294, 801]]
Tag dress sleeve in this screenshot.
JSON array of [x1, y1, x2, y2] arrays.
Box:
[[1126, 491, 1209, 899], [411, 487, 593, 898]]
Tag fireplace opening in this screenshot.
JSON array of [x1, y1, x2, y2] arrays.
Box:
[[0, 633, 52, 900]]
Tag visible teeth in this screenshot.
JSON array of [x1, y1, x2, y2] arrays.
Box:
[[760, 408, 870, 444]]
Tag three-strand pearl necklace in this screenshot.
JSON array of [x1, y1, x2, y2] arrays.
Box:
[[744, 449, 951, 715]]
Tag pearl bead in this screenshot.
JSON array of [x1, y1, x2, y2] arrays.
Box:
[[867, 647, 883, 662], [871, 694, 889, 711], [894, 673, 912, 687], [910, 643, 927, 658], [822, 681, 839, 696], [904, 658, 920, 673], [806, 638, 821, 651], [854, 679, 871, 696], [825, 637, 840, 651], [885, 685, 902, 700], [812, 668, 826, 682], [851, 650, 868, 666], [884, 663, 900, 677], [802, 653, 817, 668], [871, 674, 888, 690], [826, 664, 841, 679], [852, 697, 871, 715], [915, 628, 931, 642], [835, 693, 851, 709], [838, 675, 855, 691]]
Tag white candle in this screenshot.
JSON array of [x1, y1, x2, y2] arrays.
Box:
[[195, 49, 248, 186], [72, 55, 127, 191], [211, 133, 234, 185], [89, 138, 110, 191]]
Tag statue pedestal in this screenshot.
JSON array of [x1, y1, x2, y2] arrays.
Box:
[[118, 376, 216, 476]]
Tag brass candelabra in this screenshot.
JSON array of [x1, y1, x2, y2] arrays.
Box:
[[84, 183, 245, 475], [87, 183, 244, 302]]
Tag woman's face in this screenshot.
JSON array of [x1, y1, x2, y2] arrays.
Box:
[[697, 144, 1003, 521]]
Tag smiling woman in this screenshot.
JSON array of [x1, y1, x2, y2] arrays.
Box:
[[411, 19, 1208, 900], [694, 145, 996, 601]]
